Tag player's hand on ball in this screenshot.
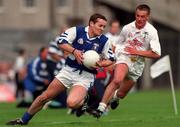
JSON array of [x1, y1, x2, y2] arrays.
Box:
[[90, 61, 102, 69], [82, 50, 100, 69]]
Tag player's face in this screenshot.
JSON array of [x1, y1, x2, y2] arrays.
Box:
[[135, 9, 149, 29], [90, 18, 107, 37], [41, 48, 48, 60], [110, 22, 120, 35]]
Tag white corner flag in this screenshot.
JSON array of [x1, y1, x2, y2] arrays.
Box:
[[150, 55, 170, 78], [150, 55, 178, 115]]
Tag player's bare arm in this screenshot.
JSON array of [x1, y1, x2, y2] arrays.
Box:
[[124, 46, 160, 58], [58, 43, 83, 64], [96, 59, 114, 68]]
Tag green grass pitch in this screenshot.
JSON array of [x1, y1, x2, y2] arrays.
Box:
[[1, 90, 180, 127]]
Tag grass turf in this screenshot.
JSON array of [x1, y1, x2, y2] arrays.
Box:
[[1, 90, 180, 127]]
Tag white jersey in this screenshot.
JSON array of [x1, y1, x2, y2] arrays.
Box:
[[47, 41, 63, 62], [115, 21, 161, 81], [116, 21, 161, 56], [105, 32, 119, 47], [14, 56, 25, 72]]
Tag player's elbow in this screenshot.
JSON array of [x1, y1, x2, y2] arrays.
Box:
[[151, 51, 161, 59], [153, 54, 161, 59]]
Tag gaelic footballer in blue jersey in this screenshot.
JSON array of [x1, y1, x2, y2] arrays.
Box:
[[6, 13, 115, 125]]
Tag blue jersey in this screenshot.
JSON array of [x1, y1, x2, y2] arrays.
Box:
[[24, 57, 50, 92], [27, 57, 50, 83], [56, 26, 114, 74]]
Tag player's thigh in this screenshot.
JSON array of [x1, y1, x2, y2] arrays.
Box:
[[113, 63, 128, 82], [42, 78, 66, 100], [67, 85, 87, 105]]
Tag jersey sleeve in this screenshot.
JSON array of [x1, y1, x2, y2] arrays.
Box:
[[101, 39, 115, 61], [149, 30, 161, 56], [56, 27, 76, 45], [48, 41, 63, 56]]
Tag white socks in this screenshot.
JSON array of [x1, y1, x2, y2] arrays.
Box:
[[98, 90, 120, 112], [113, 89, 119, 99], [98, 102, 107, 112]]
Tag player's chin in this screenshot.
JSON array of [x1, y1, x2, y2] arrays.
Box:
[[96, 31, 102, 36]]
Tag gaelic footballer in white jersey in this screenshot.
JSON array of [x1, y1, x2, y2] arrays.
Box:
[[115, 21, 161, 81]]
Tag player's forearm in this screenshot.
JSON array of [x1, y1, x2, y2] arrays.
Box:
[[124, 47, 160, 59], [97, 60, 114, 67], [58, 43, 75, 54], [135, 50, 160, 59]]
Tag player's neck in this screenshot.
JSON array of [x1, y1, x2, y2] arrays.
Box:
[[88, 29, 96, 38], [135, 22, 146, 30]]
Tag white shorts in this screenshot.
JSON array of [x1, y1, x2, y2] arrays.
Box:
[[115, 53, 145, 82], [55, 65, 95, 90]]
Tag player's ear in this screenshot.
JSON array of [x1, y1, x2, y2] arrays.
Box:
[[89, 21, 94, 26], [147, 15, 150, 20], [146, 12, 150, 21]]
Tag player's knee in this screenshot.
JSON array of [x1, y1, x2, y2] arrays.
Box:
[[66, 98, 79, 109], [112, 78, 122, 87], [117, 92, 126, 99]]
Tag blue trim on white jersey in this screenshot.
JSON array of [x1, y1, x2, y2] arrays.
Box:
[[57, 26, 112, 74]]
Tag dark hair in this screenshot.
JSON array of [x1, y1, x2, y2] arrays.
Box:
[[39, 47, 47, 55], [18, 48, 25, 55], [136, 4, 151, 15], [89, 13, 107, 25]]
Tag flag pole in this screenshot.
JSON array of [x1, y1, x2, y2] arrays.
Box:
[[168, 56, 178, 115]]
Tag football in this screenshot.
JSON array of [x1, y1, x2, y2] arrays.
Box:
[[83, 50, 100, 68]]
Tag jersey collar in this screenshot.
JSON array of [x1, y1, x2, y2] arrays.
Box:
[[85, 26, 102, 40], [132, 21, 148, 30]]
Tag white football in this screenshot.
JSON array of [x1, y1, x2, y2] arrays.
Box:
[[83, 50, 100, 68]]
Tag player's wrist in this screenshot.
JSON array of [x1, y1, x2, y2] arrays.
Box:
[[72, 48, 76, 55]]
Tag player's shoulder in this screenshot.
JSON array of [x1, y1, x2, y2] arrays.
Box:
[[105, 32, 111, 38], [145, 22, 158, 32], [101, 33, 108, 38], [100, 34, 109, 43], [76, 25, 85, 29], [65, 26, 77, 33], [62, 26, 77, 38], [125, 21, 134, 27], [76, 26, 86, 32], [121, 21, 135, 31]]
